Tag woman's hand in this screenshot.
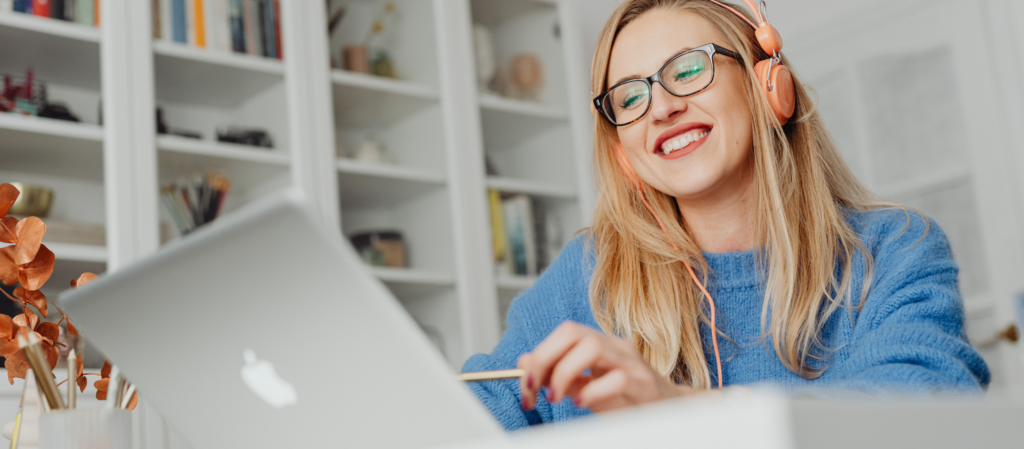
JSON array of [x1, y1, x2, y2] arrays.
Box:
[[518, 322, 699, 413]]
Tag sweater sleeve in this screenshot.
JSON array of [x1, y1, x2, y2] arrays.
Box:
[[460, 235, 594, 431], [831, 209, 991, 393]]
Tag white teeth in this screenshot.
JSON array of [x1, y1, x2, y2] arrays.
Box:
[[660, 130, 709, 155]]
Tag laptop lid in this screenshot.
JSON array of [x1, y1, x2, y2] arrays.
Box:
[[60, 190, 503, 448]]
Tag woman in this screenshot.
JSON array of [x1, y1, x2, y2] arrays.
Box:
[[462, 0, 990, 430]]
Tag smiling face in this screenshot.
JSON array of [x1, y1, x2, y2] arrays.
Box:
[[608, 8, 754, 203]]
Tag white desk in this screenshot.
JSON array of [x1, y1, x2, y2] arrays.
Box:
[[433, 391, 1024, 449]]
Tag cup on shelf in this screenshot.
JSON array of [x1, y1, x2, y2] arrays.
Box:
[[39, 409, 132, 449]]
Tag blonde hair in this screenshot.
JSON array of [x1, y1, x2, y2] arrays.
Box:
[[588, 0, 885, 388]]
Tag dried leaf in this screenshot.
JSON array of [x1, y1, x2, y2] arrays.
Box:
[[13, 310, 39, 332], [18, 244, 54, 291], [66, 318, 78, 337], [4, 351, 27, 384], [0, 184, 18, 218], [36, 322, 59, 346], [13, 217, 45, 265], [13, 287, 47, 318], [100, 359, 112, 378], [0, 247, 18, 286], [0, 339, 19, 358], [0, 315, 14, 339], [0, 217, 17, 244], [43, 340, 58, 370], [94, 378, 109, 401], [76, 355, 87, 392], [71, 272, 98, 288]]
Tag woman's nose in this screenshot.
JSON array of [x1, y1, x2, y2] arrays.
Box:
[[648, 82, 687, 123]]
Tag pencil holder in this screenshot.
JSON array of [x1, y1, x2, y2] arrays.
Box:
[[39, 409, 132, 449]]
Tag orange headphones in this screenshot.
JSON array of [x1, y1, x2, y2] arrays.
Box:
[[609, 1, 793, 388]]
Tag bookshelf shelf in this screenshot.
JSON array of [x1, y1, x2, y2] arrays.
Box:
[[486, 176, 576, 199], [45, 242, 107, 263], [371, 266, 455, 287], [0, 12, 101, 89], [479, 93, 566, 121], [331, 70, 440, 128], [337, 166, 447, 209], [157, 135, 289, 165], [153, 40, 284, 108], [495, 274, 537, 291], [337, 159, 445, 185], [0, 114, 104, 181]]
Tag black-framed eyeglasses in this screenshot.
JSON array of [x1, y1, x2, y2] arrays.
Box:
[[593, 43, 741, 126]]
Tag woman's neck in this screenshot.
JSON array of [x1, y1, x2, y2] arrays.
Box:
[[675, 164, 758, 254]]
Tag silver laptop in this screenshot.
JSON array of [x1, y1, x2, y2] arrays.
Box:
[[59, 189, 504, 448]]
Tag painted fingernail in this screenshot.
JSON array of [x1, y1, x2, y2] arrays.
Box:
[[526, 374, 534, 389], [545, 389, 554, 403], [520, 395, 528, 411], [572, 397, 582, 407]]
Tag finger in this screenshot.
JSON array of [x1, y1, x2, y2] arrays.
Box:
[[576, 369, 631, 411], [547, 336, 602, 403], [563, 375, 593, 406], [526, 322, 591, 393], [517, 353, 538, 410]]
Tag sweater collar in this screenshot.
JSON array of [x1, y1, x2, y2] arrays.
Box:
[[702, 248, 761, 290]]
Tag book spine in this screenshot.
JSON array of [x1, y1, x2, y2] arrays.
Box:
[[1, 0, 12, 13], [73, 0, 90, 24], [92, 0, 97, 26], [254, 0, 265, 57], [171, 0, 185, 43], [192, 0, 204, 47], [184, 0, 195, 45], [151, 0, 160, 39], [217, 0, 230, 51], [229, 0, 244, 53], [32, 0, 48, 17], [243, 0, 255, 55], [160, 0, 172, 42], [262, 0, 274, 58], [273, 0, 280, 59], [64, 0, 73, 20], [24, 0, 32, 14], [50, 0, 62, 19]]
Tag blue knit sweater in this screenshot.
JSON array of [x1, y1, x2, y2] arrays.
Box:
[[462, 209, 991, 430]]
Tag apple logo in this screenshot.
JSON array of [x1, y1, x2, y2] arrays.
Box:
[[240, 349, 298, 408]]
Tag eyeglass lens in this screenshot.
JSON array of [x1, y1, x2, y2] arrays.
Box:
[[603, 50, 714, 125]]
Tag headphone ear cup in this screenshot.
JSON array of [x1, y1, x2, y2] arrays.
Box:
[[754, 60, 796, 125], [614, 143, 643, 191]]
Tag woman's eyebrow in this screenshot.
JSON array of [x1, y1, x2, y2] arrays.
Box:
[[608, 46, 697, 87]]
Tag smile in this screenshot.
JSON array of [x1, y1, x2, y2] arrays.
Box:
[[654, 123, 712, 159]]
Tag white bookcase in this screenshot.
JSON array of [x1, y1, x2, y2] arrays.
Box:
[[0, 0, 597, 377]]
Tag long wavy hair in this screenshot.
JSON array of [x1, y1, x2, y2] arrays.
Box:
[[588, 0, 887, 388]]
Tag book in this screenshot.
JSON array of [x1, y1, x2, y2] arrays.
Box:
[[73, 0, 90, 25], [207, 0, 230, 52], [151, 0, 160, 38], [242, 0, 255, 55], [272, 0, 280, 58], [261, 0, 274, 58], [255, 0, 265, 56], [160, 0, 172, 41], [502, 195, 537, 276], [489, 190, 507, 264], [192, 0, 204, 47], [184, 0, 195, 44], [32, 0, 49, 17], [229, 0, 244, 52], [171, 0, 186, 43], [92, 0, 98, 26], [64, 0, 73, 21], [0, 0, 12, 12], [50, 0, 62, 19]]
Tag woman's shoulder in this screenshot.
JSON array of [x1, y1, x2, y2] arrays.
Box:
[[843, 206, 954, 268]]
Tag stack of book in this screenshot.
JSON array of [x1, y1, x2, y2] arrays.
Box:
[[153, 0, 282, 60], [2, 0, 100, 26], [489, 190, 562, 278], [161, 171, 231, 236]]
